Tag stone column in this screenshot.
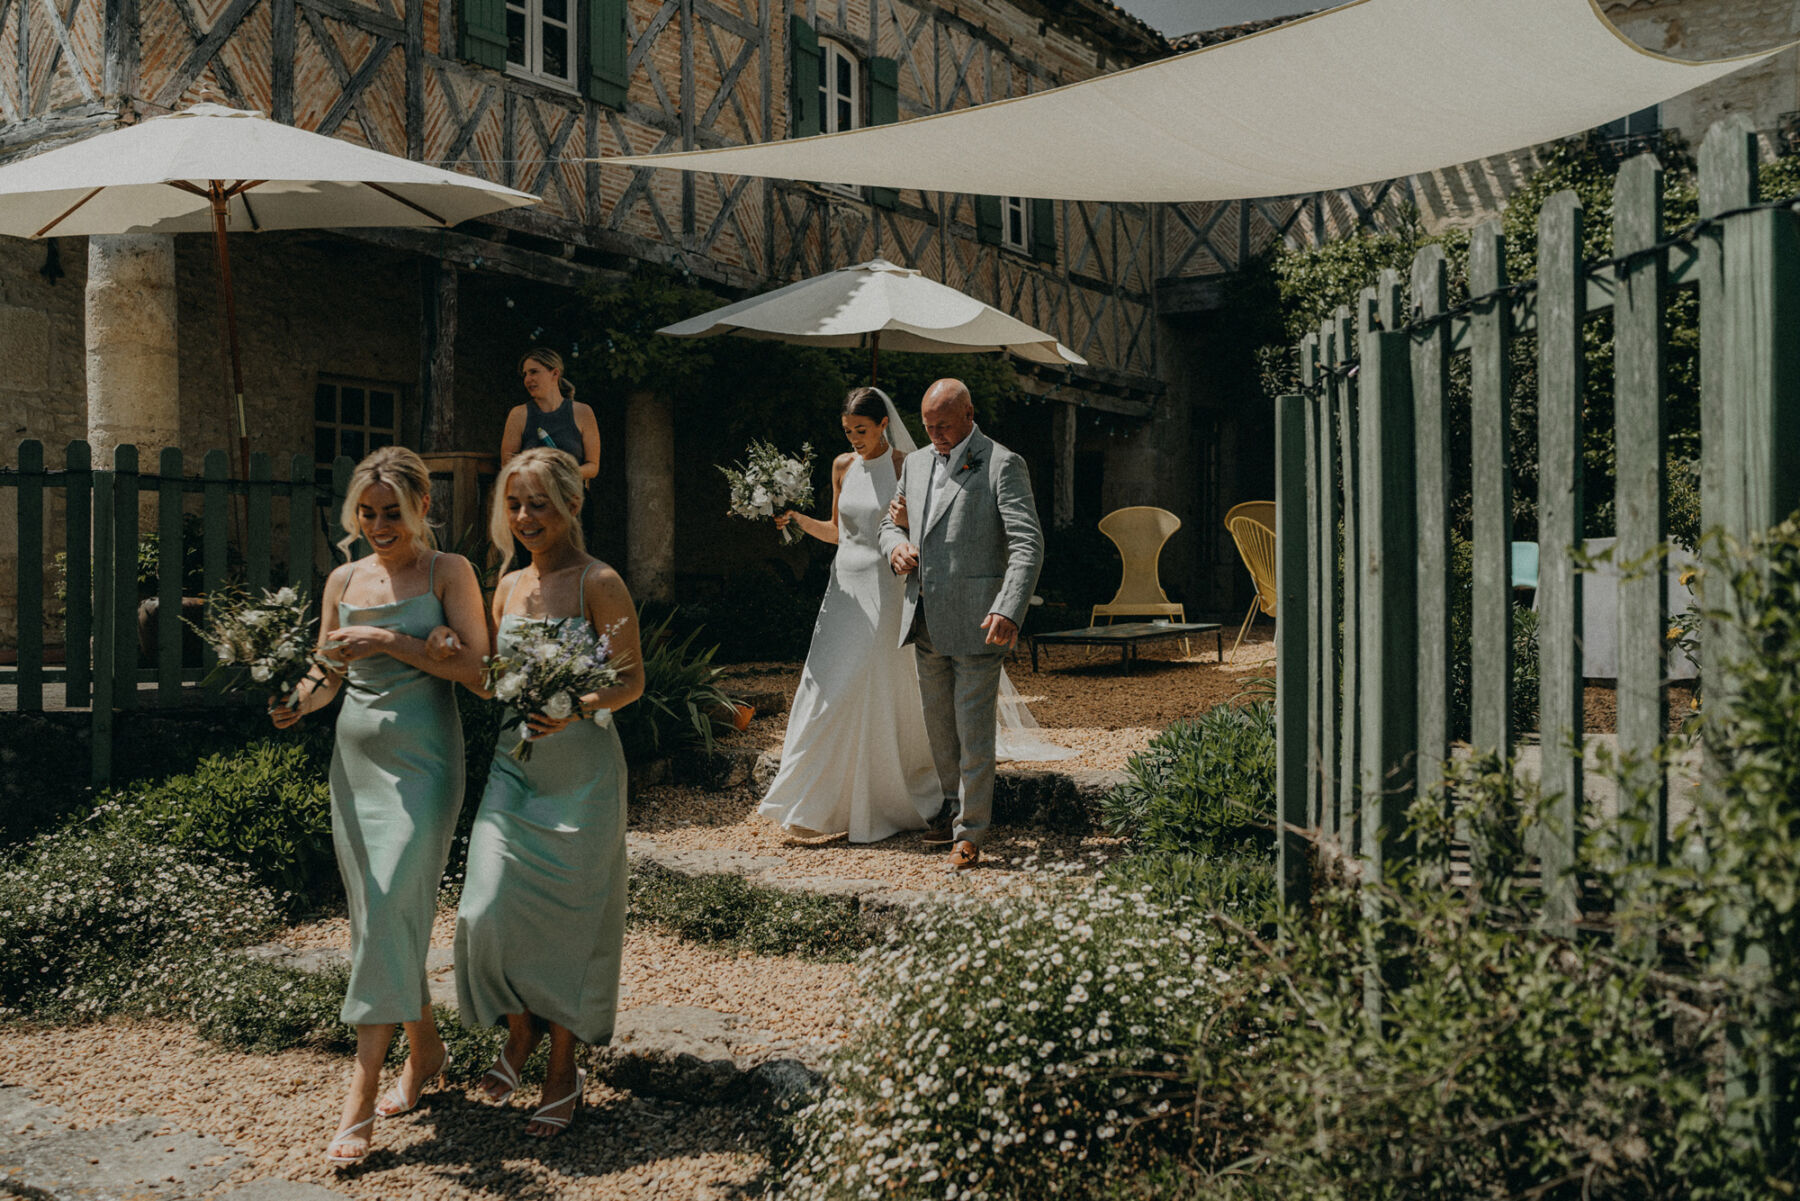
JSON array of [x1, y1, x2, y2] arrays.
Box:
[[86, 234, 180, 466], [1052, 401, 1077, 529], [626, 388, 675, 602]]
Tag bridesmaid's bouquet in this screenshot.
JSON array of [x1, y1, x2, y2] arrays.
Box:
[[720, 441, 814, 544], [483, 618, 624, 762], [191, 585, 326, 709]]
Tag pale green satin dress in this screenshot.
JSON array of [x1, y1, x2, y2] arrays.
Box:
[[455, 569, 628, 1045], [330, 555, 465, 1025]]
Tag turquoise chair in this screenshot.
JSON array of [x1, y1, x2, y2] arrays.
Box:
[[1511, 541, 1539, 592]]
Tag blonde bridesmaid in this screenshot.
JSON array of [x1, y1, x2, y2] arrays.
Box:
[[272, 446, 490, 1167], [452, 447, 644, 1138]]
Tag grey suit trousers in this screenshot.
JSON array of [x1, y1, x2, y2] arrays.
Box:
[[913, 609, 1005, 846]]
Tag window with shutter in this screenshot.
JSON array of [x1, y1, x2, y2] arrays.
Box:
[[584, 0, 627, 108], [1030, 197, 1056, 263], [460, 0, 508, 70], [868, 56, 898, 210], [789, 16, 821, 138], [975, 195, 1002, 246]]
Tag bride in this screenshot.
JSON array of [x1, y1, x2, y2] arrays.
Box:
[[757, 387, 1072, 844]]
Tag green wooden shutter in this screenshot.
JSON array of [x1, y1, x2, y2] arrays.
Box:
[[584, 0, 628, 108], [460, 0, 507, 70], [1030, 197, 1056, 262], [789, 16, 821, 138], [975, 194, 1002, 245], [868, 56, 899, 209]]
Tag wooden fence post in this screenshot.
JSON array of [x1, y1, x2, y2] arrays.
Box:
[[288, 453, 316, 592], [248, 453, 273, 592], [1613, 153, 1671, 884], [1712, 116, 1800, 1164], [90, 466, 115, 786], [1276, 392, 1312, 908], [157, 447, 184, 707], [1536, 192, 1586, 937], [15, 440, 44, 712], [1331, 306, 1360, 851], [1468, 221, 1514, 762], [64, 441, 92, 708], [1300, 334, 1325, 834], [1357, 320, 1418, 874], [1410, 245, 1450, 815], [202, 450, 230, 685], [111, 444, 138, 712]]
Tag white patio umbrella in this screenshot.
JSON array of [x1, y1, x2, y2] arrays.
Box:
[[0, 102, 538, 479], [658, 257, 1085, 384]]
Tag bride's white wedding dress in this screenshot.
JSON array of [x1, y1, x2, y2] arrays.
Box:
[[758, 448, 1075, 843], [758, 452, 941, 841]]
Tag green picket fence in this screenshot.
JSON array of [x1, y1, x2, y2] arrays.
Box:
[[1272, 115, 1800, 1144], [1274, 115, 1800, 908], [1, 441, 359, 784]]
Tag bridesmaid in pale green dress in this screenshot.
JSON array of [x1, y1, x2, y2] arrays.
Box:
[[450, 447, 644, 1139], [272, 446, 490, 1168]]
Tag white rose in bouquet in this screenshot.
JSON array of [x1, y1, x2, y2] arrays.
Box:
[[719, 440, 816, 545], [496, 671, 526, 701], [544, 692, 574, 720]]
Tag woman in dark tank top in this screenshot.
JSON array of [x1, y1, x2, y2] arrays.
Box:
[[500, 348, 601, 480], [500, 349, 603, 553]]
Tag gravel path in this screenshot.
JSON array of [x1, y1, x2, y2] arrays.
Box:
[[0, 1023, 770, 1199], [631, 782, 1128, 894], [714, 629, 1276, 772], [281, 914, 857, 1056]]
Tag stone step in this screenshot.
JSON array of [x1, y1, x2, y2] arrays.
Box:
[[627, 835, 934, 922], [0, 1085, 310, 1201]]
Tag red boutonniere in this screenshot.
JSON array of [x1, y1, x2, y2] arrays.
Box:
[[960, 455, 985, 474]]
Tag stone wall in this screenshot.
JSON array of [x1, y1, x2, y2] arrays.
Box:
[[1604, 0, 1800, 137]]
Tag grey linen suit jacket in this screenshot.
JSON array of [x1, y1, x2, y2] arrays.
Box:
[[878, 427, 1044, 658]]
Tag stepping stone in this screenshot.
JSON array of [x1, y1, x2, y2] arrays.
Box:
[[0, 1086, 244, 1200], [594, 1004, 824, 1106], [625, 836, 928, 918]]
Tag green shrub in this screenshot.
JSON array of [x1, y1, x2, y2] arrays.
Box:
[[628, 861, 871, 961], [1099, 702, 1275, 858], [1104, 849, 1275, 921], [0, 820, 283, 1021], [1675, 513, 1800, 1168], [113, 739, 337, 912], [615, 607, 738, 763], [780, 880, 1231, 1200], [1177, 873, 1738, 1197], [194, 959, 356, 1054]]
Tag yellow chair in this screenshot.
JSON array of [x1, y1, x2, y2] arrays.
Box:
[[1224, 500, 1277, 663], [1092, 506, 1188, 652]]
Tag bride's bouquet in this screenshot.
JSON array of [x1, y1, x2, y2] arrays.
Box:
[[719, 441, 814, 545], [191, 585, 326, 709], [483, 617, 624, 761]]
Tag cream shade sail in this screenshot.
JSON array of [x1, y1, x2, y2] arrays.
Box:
[[604, 0, 1788, 202]]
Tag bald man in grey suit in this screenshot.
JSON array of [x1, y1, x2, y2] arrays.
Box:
[[879, 379, 1043, 870]]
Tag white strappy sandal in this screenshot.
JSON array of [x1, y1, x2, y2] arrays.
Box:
[[480, 1049, 524, 1106], [526, 1068, 585, 1139], [374, 1047, 453, 1118], [325, 1115, 376, 1167]]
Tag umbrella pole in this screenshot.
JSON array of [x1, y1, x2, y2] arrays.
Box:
[[210, 185, 250, 545]]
